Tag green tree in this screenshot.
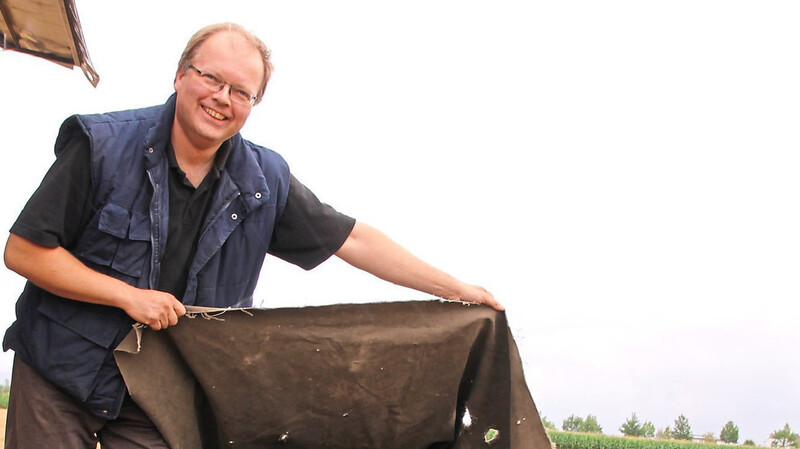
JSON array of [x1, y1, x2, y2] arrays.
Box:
[[702, 432, 717, 444], [657, 427, 672, 440], [620, 413, 643, 437], [720, 421, 740, 444], [563, 415, 584, 432], [770, 424, 800, 448], [0, 378, 8, 409], [540, 414, 557, 431], [672, 414, 693, 441], [743, 440, 756, 446], [641, 421, 656, 438], [580, 415, 603, 434]]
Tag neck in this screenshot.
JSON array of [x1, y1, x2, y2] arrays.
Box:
[[172, 136, 219, 187], [170, 129, 218, 188]]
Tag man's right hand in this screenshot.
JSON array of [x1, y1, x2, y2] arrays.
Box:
[[123, 289, 186, 331]]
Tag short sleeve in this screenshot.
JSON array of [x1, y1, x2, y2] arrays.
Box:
[[10, 134, 94, 249], [269, 175, 355, 270]]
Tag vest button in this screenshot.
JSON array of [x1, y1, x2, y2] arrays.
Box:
[[147, 147, 154, 153], [231, 213, 238, 220], [254, 192, 262, 199]]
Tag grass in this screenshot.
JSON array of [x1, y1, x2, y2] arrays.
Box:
[[549, 431, 762, 449]]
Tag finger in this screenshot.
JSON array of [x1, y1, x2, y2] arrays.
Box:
[[167, 309, 179, 327], [174, 301, 187, 317], [481, 291, 505, 312], [489, 299, 505, 312]]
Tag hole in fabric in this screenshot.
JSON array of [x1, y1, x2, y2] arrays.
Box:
[[484, 428, 500, 444], [462, 408, 473, 428]]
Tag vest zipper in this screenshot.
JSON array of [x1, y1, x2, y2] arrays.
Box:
[[147, 169, 161, 289]]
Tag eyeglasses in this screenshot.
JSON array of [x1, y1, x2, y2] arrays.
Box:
[[187, 65, 259, 106]]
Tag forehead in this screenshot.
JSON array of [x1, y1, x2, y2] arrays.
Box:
[[193, 31, 263, 88]]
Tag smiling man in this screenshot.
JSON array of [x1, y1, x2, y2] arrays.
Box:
[[2, 23, 501, 448]]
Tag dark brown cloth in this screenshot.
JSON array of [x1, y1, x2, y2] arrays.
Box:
[[114, 300, 551, 449]]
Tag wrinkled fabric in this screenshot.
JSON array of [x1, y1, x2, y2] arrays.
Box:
[[115, 300, 551, 449]]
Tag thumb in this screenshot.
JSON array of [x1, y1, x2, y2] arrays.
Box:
[[174, 300, 187, 317]]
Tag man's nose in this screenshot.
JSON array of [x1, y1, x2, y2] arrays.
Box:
[[211, 84, 233, 104]]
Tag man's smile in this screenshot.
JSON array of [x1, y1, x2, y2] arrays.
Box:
[[203, 105, 228, 121]]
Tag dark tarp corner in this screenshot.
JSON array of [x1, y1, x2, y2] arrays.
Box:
[[115, 300, 552, 449], [0, 0, 99, 86]]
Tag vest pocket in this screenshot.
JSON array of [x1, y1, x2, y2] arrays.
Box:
[[34, 293, 129, 401], [80, 203, 150, 279], [37, 292, 125, 349]]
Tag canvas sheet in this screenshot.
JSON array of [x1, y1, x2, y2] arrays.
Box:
[[115, 300, 551, 449]]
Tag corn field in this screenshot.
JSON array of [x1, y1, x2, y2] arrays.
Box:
[[550, 431, 732, 449]]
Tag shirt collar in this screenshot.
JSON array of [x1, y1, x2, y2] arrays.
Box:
[[166, 139, 233, 181]]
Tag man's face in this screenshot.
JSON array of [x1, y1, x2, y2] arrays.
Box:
[[172, 31, 263, 151]]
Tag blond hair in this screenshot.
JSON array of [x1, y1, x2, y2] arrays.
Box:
[[178, 23, 273, 104]]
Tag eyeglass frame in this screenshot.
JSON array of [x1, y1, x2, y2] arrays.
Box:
[[186, 64, 259, 106]]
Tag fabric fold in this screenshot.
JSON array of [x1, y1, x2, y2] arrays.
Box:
[[115, 300, 550, 449]]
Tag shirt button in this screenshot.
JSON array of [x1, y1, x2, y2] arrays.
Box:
[[231, 213, 238, 220], [147, 147, 154, 153], [254, 192, 262, 199]]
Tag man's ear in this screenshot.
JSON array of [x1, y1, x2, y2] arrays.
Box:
[[174, 69, 185, 91]]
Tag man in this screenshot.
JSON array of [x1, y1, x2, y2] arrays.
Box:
[[3, 23, 502, 448]]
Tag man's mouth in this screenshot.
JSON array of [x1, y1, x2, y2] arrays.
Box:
[[203, 106, 227, 121]]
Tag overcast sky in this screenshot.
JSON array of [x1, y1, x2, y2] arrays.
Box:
[[1, 0, 798, 444]]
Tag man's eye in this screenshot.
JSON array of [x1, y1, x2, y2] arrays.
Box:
[[202, 73, 221, 85], [233, 88, 251, 101]]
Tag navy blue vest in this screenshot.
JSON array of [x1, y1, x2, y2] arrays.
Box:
[[3, 95, 290, 418]]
